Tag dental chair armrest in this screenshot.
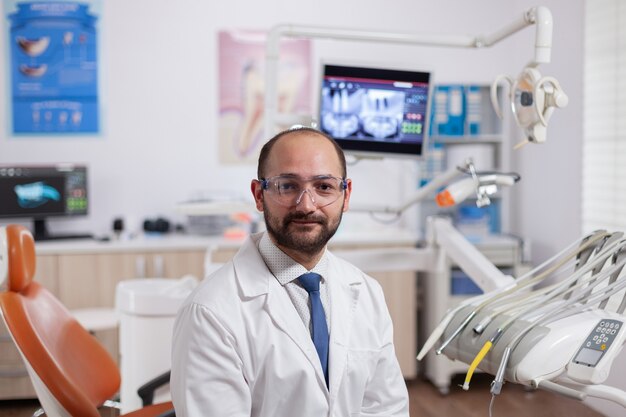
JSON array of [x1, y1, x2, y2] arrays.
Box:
[[137, 370, 171, 406]]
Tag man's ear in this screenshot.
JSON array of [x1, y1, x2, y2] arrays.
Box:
[[342, 179, 352, 212], [251, 180, 264, 212]]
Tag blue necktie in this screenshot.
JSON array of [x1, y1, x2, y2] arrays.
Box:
[[298, 272, 329, 386]]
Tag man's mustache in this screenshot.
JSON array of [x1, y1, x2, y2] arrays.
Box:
[[284, 212, 326, 224]]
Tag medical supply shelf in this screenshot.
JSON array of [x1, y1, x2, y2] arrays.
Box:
[[0, 230, 421, 400], [420, 235, 528, 394], [422, 84, 511, 237], [427, 84, 506, 174]]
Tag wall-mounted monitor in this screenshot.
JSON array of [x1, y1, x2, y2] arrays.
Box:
[[0, 164, 91, 241], [319, 64, 432, 159]]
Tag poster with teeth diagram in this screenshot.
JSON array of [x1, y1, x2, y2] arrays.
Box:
[[6, 1, 100, 134]]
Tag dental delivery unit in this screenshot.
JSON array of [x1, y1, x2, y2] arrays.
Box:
[[418, 230, 626, 409]]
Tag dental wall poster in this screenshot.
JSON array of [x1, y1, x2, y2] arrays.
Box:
[[218, 30, 312, 164], [5, 0, 101, 134]]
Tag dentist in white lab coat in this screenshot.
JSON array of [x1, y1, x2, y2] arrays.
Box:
[[171, 127, 409, 417]]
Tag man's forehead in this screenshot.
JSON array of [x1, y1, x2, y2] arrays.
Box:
[[260, 130, 345, 179], [275, 130, 327, 145], [270, 133, 338, 160]]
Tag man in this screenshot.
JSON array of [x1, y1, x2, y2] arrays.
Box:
[[171, 127, 409, 416]]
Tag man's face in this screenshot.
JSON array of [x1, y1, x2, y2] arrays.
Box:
[[262, 194, 343, 257], [251, 132, 352, 258]]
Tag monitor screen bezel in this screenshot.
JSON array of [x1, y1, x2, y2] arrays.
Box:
[[318, 62, 433, 160]]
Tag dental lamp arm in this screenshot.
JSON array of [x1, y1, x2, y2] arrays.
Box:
[[350, 163, 464, 215], [265, 6, 553, 136], [430, 217, 516, 292], [436, 173, 519, 208], [480, 6, 552, 65], [351, 160, 520, 215]]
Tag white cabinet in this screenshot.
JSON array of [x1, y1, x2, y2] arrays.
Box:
[[0, 238, 208, 400], [56, 250, 205, 310], [368, 269, 417, 379]]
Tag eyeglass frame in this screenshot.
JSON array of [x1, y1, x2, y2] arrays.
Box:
[[259, 174, 349, 208]]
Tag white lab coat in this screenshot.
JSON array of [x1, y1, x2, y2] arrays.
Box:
[[171, 233, 409, 417]]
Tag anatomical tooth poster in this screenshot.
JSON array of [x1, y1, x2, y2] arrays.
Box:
[[5, 0, 101, 134], [218, 30, 312, 164]]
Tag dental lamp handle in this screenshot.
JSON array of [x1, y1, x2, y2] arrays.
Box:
[[436, 173, 518, 208], [536, 75, 569, 126], [491, 75, 514, 120]]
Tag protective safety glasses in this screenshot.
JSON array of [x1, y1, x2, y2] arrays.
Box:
[[260, 175, 347, 208]]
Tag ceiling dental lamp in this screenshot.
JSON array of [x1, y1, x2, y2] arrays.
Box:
[[264, 6, 560, 144], [491, 65, 569, 149]]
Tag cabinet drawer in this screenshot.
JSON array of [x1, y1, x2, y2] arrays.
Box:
[[0, 339, 26, 367], [0, 370, 36, 399], [0, 320, 25, 366], [0, 331, 34, 399]]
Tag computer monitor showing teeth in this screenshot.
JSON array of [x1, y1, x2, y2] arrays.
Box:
[[0, 164, 91, 241], [319, 63, 432, 159]]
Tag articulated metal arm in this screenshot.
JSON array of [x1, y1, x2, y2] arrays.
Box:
[[264, 6, 553, 136]]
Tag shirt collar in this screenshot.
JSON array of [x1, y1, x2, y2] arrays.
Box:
[[259, 232, 329, 286]]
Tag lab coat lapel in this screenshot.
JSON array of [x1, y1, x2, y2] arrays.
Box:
[[327, 256, 362, 400], [264, 279, 329, 388], [232, 234, 329, 390]]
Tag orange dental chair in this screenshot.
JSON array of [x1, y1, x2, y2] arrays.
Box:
[[0, 224, 175, 417]]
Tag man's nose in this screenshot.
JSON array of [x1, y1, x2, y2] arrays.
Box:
[[295, 189, 316, 209]]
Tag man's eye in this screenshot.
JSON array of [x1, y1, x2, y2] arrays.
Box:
[[315, 182, 337, 192], [278, 182, 299, 192]]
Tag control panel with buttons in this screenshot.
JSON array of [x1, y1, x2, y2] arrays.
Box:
[[567, 319, 625, 384]]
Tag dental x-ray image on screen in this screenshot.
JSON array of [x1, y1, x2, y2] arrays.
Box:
[[323, 88, 405, 138], [320, 64, 432, 158]]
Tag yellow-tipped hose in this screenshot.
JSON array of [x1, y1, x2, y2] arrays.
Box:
[[462, 340, 493, 390]]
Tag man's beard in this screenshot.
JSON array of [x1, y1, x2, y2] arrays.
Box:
[[263, 202, 343, 257]]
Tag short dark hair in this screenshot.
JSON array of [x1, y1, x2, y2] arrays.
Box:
[[257, 127, 347, 179]]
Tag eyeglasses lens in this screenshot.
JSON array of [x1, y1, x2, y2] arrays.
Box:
[[263, 176, 345, 208]]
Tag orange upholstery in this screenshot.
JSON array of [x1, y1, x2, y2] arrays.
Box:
[[6, 224, 36, 292], [0, 225, 174, 417]]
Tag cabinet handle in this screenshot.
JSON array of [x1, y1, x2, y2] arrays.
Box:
[[135, 256, 146, 278]]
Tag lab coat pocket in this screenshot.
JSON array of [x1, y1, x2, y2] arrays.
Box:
[[345, 348, 380, 409]]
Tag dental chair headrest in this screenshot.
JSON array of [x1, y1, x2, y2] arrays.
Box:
[[0, 225, 36, 293]]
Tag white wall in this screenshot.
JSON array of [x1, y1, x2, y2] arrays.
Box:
[[0, 0, 584, 253], [6, 1, 625, 416]]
